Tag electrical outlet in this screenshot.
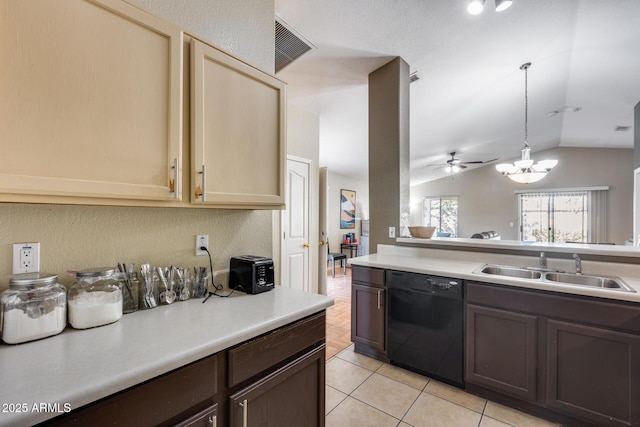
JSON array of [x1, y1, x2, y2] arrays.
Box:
[[195, 235, 209, 256], [13, 242, 40, 274], [389, 227, 396, 238]]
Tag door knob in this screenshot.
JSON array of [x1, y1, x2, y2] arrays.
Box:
[[303, 243, 310, 248], [319, 241, 326, 246]]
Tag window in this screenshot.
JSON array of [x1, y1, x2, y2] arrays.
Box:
[[423, 196, 458, 236], [518, 188, 608, 243]]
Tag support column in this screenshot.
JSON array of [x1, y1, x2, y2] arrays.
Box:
[[368, 57, 410, 253]]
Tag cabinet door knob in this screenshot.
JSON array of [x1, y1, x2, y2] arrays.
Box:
[[319, 241, 326, 246]]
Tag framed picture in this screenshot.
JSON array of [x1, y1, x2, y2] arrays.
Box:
[[340, 189, 356, 229]]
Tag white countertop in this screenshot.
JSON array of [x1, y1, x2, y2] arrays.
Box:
[[349, 253, 640, 303], [397, 236, 640, 258], [0, 286, 333, 426]]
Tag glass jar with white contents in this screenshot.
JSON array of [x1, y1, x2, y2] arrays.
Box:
[[0, 273, 67, 344], [68, 267, 122, 329]]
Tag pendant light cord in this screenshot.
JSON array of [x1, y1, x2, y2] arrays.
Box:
[[521, 62, 531, 148]]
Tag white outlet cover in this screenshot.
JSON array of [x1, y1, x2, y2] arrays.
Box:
[[389, 227, 396, 238], [13, 242, 40, 274], [195, 235, 209, 256]]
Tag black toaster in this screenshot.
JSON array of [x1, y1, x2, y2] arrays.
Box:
[[229, 255, 275, 294]]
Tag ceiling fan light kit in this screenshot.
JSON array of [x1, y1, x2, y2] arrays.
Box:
[[496, 62, 558, 184]]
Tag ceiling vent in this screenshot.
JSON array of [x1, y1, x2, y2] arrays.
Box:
[[615, 125, 632, 132], [275, 18, 316, 73], [409, 72, 420, 83]]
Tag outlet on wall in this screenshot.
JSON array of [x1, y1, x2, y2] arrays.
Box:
[[389, 227, 396, 238], [196, 235, 209, 256], [13, 242, 40, 274]]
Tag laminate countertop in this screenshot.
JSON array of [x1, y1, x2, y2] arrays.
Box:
[[0, 286, 333, 426], [349, 253, 640, 304]]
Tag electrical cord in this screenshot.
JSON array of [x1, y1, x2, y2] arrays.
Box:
[[201, 246, 235, 302]]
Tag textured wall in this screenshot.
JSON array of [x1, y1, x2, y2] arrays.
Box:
[[0, 204, 272, 289], [410, 147, 633, 244], [128, 0, 275, 73]]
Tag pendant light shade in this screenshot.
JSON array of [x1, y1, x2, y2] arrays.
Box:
[[495, 0, 513, 12], [495, 62, 558, 184]]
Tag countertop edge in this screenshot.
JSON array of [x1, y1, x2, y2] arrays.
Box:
[[0, 287, 333, 427], [349, 254, 640, 303]]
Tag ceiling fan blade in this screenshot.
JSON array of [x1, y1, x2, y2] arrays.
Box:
[[460, 158, 499, 165]]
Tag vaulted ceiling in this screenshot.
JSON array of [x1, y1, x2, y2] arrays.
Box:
[[274, 0, 640, 185]]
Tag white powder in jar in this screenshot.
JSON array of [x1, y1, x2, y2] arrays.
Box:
[[1, 306, 66, 344], [68, 291, 123, 329]]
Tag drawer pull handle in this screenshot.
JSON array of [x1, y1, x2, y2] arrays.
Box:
[[208, 415, 216, 427], [377, 290, 381, 309]]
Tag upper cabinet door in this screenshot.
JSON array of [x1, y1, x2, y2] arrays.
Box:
[[0, 0, 183, 202], [190, 39, 286, 208]]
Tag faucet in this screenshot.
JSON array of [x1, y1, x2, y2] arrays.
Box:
[[573, 253, 582, 275], [539, 252, 547, 269]]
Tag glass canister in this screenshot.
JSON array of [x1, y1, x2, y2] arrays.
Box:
[[0, 273, 67, 344], [68, 267, 123, 329], [114, 272, 139, 314]]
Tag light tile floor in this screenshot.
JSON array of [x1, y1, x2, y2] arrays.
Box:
[[325, 267, 561, 427]]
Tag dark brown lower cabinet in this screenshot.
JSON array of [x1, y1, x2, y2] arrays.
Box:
[[351, 266, 387, 360], [229, 345, 325, 427], [466, 304, 538, 402], [41, 312, 326, 427], [546, 319, 640, 427], [466, 281, 640, 427]]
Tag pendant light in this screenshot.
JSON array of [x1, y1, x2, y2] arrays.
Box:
[[495, 62, 558, 184]]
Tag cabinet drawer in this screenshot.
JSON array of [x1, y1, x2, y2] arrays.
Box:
[[44, 354, 218, 426], [352, 266, 385, 287], [228, 312, 325, 387]]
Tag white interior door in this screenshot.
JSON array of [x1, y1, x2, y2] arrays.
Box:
[[281, 158, 311, 291]]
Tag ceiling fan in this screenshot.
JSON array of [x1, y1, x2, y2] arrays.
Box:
[[431, 152, 498, 173]]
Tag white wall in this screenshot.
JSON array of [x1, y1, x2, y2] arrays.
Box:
[[326, 171, 369, 253], [411, 147, 633, 244]]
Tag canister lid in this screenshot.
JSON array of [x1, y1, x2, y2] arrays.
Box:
[[76, 267, 116, 278], [9, 273, 58, 287]]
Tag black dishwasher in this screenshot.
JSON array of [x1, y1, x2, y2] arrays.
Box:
[[386, 270, 464, 388]]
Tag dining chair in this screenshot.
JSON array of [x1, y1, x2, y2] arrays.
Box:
[[327, 239, 347, 278]]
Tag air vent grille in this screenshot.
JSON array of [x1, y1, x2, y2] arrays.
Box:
[[275, 19, 315, 73], [615, 125, 632, 132]]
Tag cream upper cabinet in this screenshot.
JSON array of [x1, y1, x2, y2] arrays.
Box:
[[0, 0, 183, 202], [190, 39, 286, 208]]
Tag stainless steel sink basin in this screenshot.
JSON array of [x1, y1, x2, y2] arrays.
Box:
[[473, 264, 636, 293], [477, 265, 542, 280], [543, 272, 635, 292]]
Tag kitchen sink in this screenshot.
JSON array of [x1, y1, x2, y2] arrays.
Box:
[[478, 265, 542, 280], [544, 272, 635, 292], [474, 264, 636, 293]]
